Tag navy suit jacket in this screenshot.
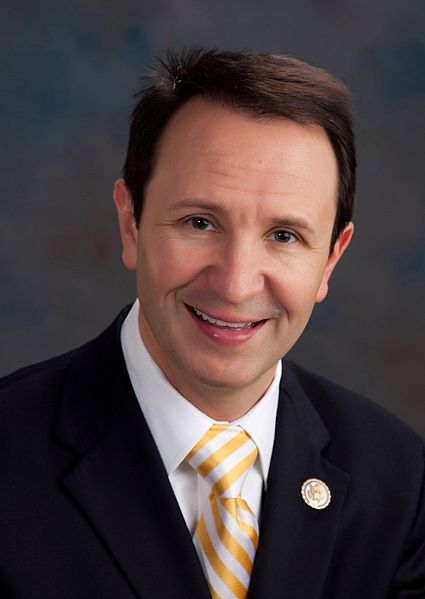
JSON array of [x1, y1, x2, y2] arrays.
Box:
[[0, 308, 424, 598]]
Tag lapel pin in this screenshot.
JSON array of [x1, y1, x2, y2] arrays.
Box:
[[301, 478, 331, 510]]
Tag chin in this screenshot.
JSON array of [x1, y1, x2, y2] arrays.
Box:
[[187, 360, 265, 392]]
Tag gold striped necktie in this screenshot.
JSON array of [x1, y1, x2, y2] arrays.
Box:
[[186, 424, 259, 599]]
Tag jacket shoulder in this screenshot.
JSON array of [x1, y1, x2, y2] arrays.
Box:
[[0, 348, 82, 420], [0, 307, 130, 409], [1, 350, 73, 389], [284, 360, 424, 452]]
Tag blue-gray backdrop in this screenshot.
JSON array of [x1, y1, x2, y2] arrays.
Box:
[[1, 0, 424, 434]]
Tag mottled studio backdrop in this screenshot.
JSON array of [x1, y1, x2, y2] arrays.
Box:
[[1, 0, 424, 434]]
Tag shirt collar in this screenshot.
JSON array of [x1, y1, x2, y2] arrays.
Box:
[[231, 360, 281, 484], [121, 299, 281, 485]]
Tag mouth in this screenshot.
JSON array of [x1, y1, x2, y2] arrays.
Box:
[[186, 304, 266, 331]]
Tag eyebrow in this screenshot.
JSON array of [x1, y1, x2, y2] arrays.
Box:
[[171, 198, 316, 234], [171, 198, 226, 213]]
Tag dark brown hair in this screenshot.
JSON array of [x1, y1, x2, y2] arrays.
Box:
[[123, 48, 356, 248]]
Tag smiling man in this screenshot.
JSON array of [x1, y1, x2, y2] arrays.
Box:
[[0, 49, 424, 599], [114, 99, 352, 423]]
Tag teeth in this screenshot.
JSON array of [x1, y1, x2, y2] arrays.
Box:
[[193, 308, 254, 329]]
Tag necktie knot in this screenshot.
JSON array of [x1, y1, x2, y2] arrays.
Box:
[[186, 424, 258, 498]]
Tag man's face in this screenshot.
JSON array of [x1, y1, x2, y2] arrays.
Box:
[[115, 99, 352, 409]]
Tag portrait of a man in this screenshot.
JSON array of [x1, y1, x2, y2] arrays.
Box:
[[0, 48, 424, 599]]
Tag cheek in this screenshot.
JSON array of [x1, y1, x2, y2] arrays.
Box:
[[271, 258, 327, 312], [137, 238, 210, 296]]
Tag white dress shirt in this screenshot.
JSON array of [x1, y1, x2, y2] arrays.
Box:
[[121, 299, 281, 534]]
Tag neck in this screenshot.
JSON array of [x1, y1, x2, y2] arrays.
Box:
[[161, 366, 276, 421]]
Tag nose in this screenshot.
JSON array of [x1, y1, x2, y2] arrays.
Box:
[[206, 236, 266, 306]]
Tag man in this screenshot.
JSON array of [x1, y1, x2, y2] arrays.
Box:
[[0, 49, 423, 599]]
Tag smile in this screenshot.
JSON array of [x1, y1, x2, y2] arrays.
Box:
[[187, 305, 264, 331]]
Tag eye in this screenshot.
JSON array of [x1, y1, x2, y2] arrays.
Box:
[[271, 230, 297, 244], [187, 216, 214, 230]]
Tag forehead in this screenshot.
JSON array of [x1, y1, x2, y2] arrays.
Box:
[[148, 98, 338, 211]]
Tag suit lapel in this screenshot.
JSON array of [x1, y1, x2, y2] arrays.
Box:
[[249, 361, 350, 599], [54, 313, 211, 599]]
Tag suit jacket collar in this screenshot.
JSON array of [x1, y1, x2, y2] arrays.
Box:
[[249, 361, 350, 599], [53, 310, 349, 599]]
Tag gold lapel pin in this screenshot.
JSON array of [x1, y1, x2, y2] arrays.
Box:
[[301, 478, 331, 510]]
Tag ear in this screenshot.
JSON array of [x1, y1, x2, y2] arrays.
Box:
[[113, 179, 138, 271], [315, 222, 354, 303]]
